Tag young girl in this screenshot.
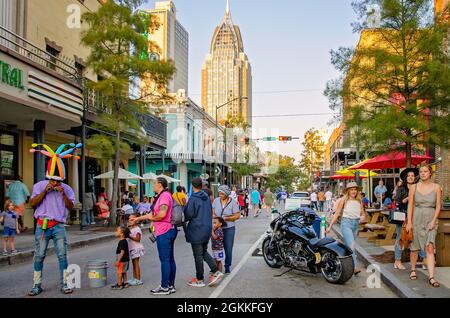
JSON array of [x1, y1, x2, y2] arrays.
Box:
[[1, 200, 20, 256], [127, 215, 145, 286], [326, 182, 366, 275], [112, 226, 130, 290], [211, 217, 227, 273]]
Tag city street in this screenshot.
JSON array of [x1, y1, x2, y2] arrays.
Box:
[[0, 204, 395, 298]]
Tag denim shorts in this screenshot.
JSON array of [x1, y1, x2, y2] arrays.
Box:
[[3, 227, 16, 237]]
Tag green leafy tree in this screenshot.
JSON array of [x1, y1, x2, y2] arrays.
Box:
[[265, 155, 301, 194], [299, 128, 325, 186], [325, 0, 450, 167], [81, 0, 175, 224]]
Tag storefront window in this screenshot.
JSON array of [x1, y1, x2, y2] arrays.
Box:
[[0, 134, 14, 146], [0, 150, 14, 176]]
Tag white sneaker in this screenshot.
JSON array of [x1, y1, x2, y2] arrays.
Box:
[[208, 271, 224, 287], [187, 278, 206, 287]]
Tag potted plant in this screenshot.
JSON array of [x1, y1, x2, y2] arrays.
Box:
[[444, 197, 450, 209]]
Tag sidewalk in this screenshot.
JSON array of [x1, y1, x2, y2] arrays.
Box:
[[0, 223, 134, 267], [331, 224, 450, 298]]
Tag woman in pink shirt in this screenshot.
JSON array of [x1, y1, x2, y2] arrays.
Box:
[[133, 177, 176, 295]]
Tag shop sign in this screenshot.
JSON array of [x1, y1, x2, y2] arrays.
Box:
[[0, 59, 25, 89]]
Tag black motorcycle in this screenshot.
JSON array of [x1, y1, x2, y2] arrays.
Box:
[[262, 208, 354, 284]]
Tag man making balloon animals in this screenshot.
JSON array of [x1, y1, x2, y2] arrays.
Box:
[[27, 143, 82, 296]]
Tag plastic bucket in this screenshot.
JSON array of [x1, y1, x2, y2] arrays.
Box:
[[87, 260, 108, 288]]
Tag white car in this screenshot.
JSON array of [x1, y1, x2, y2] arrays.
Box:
[[285, 192, 311, 211]]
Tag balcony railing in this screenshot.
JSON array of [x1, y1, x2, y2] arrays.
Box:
[[0, 25, 80, 84]]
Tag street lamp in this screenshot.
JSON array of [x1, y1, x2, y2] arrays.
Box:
[[214, 96, 248, 194]]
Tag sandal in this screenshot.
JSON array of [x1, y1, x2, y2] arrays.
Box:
[[410, 270, 417, 280], [428, 277, 440, 288], [111, 283, 123, 290]]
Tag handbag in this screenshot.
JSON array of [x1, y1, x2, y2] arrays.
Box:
[[399, 185, 415, 249], [388, 208, 406, 225], [399, 222, 413, 249]]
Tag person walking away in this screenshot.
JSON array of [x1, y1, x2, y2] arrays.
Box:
[[393, 168, 419, 270], [374, 180, 387, 206], [28, 170, 76, 296], [212, 185, 241, 274], [184, 178, 224, 287], [310, 191, 319, 211], [251, 188, 261, 217], [132, 177, 177, 295], [238, 191, 245, 217], [84, 191, 96, 225], [406, 165, 442, 287], [325, 188, 333, 213], [278, 189, 287, 207], [6, 176, 30, 232], [212, 217, 227, 273], [326, 182, 366, 275], [173, 186, 188, 207], [263, 188, 274, 217], [318, 190, 326, 212], [243, 189, 250, 218], [96, 196, 110, 225], [127, 215, 145, 286], [202, 180, 214, 204], [111, 226, 130, 290], [1, 200, 20, 255]]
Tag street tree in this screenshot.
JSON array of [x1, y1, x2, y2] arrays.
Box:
[[265, 155, 301, 194], [81, 0, 175, 225], [299, 128, 325, 186], [325, 0, 450, 167]]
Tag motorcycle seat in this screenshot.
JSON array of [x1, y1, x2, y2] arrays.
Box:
[[308, 237, 335, 248]]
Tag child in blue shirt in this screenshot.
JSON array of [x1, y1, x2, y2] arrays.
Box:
[[0, 200, 20, 256]]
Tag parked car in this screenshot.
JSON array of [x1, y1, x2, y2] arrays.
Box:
[[285, 192, 311, 211]]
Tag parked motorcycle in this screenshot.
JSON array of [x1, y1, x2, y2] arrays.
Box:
[[262, 208, 354, 284]]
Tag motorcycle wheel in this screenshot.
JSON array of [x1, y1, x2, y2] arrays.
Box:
[[262, 236, 283, 268], [320, 250, 354, 284]]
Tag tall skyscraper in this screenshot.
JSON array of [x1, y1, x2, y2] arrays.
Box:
[[143, 0, 189, 95], [202, 0, 252, 127]]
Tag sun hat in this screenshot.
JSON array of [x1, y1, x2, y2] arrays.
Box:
[[345, 182, 362, 191], [400, 168, 419, 183]]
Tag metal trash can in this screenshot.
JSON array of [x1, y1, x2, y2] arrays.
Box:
[[87, 260, 108, 288]]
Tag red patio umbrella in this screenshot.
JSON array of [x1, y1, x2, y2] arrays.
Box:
[[348, 151, 432, 170], [329, 175, 367, 180]]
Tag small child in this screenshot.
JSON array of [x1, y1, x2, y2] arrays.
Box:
[[127, 215, 145, 286], [1, 200, 20, 256], [211, 217, 227, 273], [112, 226, 130, 290]]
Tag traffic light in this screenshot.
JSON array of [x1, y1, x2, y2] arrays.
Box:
[[278, 136, 292, 141]]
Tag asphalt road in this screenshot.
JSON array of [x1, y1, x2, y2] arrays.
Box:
[[0, 204, 396, 298]]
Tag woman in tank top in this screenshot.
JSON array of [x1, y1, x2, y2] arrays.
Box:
[[326, 182, 366, 275]]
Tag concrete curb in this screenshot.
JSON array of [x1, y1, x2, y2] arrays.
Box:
[[0, 232, 116, 267], [331, 225, 421, 298]]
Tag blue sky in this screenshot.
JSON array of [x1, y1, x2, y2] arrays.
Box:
[[139, 0, 361, 161]]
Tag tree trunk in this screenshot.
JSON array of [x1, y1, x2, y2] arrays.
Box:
[[405, 141, 412, 168], [110, 128, 121, 226]]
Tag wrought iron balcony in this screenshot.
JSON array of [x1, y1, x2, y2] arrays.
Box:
[[0, 25, 80, 84]]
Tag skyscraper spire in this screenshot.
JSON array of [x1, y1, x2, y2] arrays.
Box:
[[226, 0, 230, 14]]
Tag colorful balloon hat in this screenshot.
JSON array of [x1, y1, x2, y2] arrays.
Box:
[[30, 143, 82, 181]]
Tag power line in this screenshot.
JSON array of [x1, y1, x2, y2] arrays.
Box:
[[189, 88, 323, 96], [251, 112, 335, 118]]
